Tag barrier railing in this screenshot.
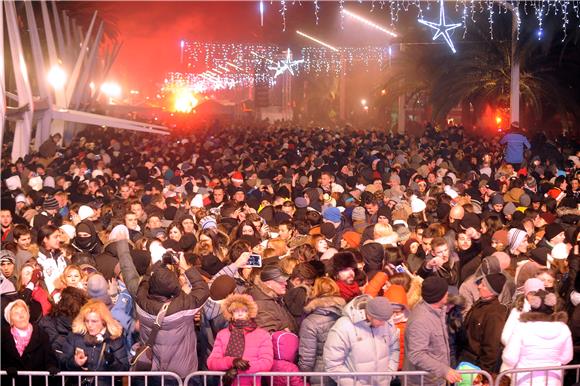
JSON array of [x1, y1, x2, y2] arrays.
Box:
[[0, 370, 183, 386], [495, 364, 580, 386], [184, 369, 494, 386]]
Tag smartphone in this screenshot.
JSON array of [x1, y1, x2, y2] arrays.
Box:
[[394, 264, 406, 274], [245, 254, 262, 268]]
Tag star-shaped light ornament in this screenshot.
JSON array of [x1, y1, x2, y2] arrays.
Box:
[[418, 0, 463, 53], [268, 49, 304, 78]]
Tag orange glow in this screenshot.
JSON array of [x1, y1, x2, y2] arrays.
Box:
[[495, 116, 502, 125], [173, 88, 198, 113]]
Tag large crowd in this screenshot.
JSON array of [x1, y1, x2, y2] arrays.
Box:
[[0, 122, 579, 386]]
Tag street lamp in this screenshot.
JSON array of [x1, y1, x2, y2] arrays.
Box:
[[47, 64, 67, 89]]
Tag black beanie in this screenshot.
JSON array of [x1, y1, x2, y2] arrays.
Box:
[[544, 223, 564, 242], [422, 276, 448, 304], [483, 273, 507, 296]]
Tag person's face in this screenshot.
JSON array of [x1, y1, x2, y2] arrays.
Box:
[[84, 312, 105, 336], [0, 211, 13, 227], [378, 215, 389, 225], [493, 203, 504, 213], [44, 230, 61, 250], [433, 243, 450, 262], [421, 237, 433, 253], [232, 307, 249, 321], [20, 266, 33, 286], [131, 203, 144, 219], [537, 272, 555, 288], [233, 191, 245, 203], [316, 239, 328, 253], [523, 220, 534, 237], [281, 205, 295, 217], [1, 260, 15, 278], [571, 179, 579, 191], [517, 237, 529, 254], [267, 279, 288, 296], [89, 181, 99, 194], [427, 173, 437, 184], [477, 280, 495, 299], [278, 224, 292, 240], [337, 267, 355, 284], [10, 305, 30, 330], [213, 189, 225, 203], [367, 314, 386, 328], [147, 216, 162, 229], [365, 203, 378, 216], [120, 186, 132, 200], [550, 232, 565, 245], [125, 214, 139, 230], [560, 180, 568, 190], [409, 241, 420, 254], [533, 215, 545, 229], [182, 219, 195, 233], [65, 269, 82, 287], [16, 234, 32, 250], [456, 233, 472, 251], [169, 226, 183, 241], [320, 174, 332, 187], [241, 225, 255, 236]]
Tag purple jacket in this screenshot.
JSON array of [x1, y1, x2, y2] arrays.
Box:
[[207, 326, 273, 386], [271, 331, 309, 386]]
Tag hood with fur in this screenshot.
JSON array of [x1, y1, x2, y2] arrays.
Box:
[[304, 295, 345, 313], [342, 294, 372, 324], [519, 311, 568, 324], [221, 293, 258, 321]]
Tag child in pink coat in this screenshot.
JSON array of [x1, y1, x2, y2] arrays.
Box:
[[271, 331, 309, 386]]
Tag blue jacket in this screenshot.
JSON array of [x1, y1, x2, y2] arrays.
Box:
[[500, 133, 531, 164]]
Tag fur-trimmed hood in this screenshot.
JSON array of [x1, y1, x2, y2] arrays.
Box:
[[221, 293, 259, 321], [519, 310, 568, 323], [304, 295, 346, 313]]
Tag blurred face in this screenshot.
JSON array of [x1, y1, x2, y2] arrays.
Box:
[[147, 216, 162, 229], [537, 272, 555, 288], [421, 237, 433, 254], [266, 279, 287, 296], [477, 280, 495, 299], [493, 203, 504, 213], [125, 214, 139, 230], [241, 225, 255, 236], [367, 314, 386, 328], [456, 233, 472, 251], [516, 236, 529, 254], [131, 203, 144, 219], [233, 191, 245, 203], [84, 311, 105, 336], [433, 243, 450, 263], [169, 226, 183, 241], [337, 267, 355, 285], [182, 219, 195, 233], [43, 230, 61, 250], [16, 234, 32, 250], [1, 260, 15, 278], [120, 186, 132, 199], [232, 307, 249, 321], [409, 241, 420, 254], [320, 174, 332, 187], [10, 305, 29, 330], [550, 232, 565, 245], [20, 266, 33, 286], [0, 210, 12, 227], [278, 224, 292, 241], [213, 189, 225, 203], [65, 268, 81, 287], [316, 239, 328, 253], [365, 203, 378, 216]]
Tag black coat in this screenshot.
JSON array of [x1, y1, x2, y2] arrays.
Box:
[[1, 324, 59, 386], [38, 315, 73, 366]]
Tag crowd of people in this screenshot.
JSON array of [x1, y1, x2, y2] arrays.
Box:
[[0, 122, 579, 386]]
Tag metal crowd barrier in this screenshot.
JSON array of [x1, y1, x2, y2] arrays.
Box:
[[0, 370, 183, 386], [184, 370, 494, 386], [495, 364, 580, 386]]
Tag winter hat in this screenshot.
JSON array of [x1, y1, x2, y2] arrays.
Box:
[[491, 194, 504, 206], [530, 247, 549, 266], [523, 278, 545, 295], [294, 197, 308, 209], [231, 171, 244, 184], [507, 228, 527, 253], [422, 276, 448, 304], [320, 222, 337, 239], [87, 274, 112, 305], [331, 252, 358, 277], [351, 206, 367, 221], [503, 202, 517, 217], [444, 185, 459, 199], [544, 223, 564, 242], [322, 207, 341, 223], [260, 265, 289, 283], [460, 213, 481, 230], [190, 194, 204, 209], [539, 212, 556, 225], [108, 224, 130, 242], [492, 230, 508, 246], [60, 224, 76, 240], [361, 242, 385, 273], [0, 250, 16, 264], [519, 194, 531, 207], [4, 299, 28, 324], [200, 216, 217, 230], [366, 297, 393, 321], [209, 275, 237, 301], [78, 205, 95, 221], [527, 289, 557, 315], [384, 284, 410, 317], [42, 195, 59, 211], [481, 273, 506, 296], [550, 243, 569, 261], [221, 293, 258, 320], [342, 231, 361, 248], [410, 195, 426, 213], [28, 176, 43, 191], [15, 193, 27, 204], [5, 175, 22, 191], [43, 176, 56, 189], [149, 264, 180, 298]]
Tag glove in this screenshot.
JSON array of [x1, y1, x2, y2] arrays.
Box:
[[48, 366, 60, 376], [222, 368, 238, 386], [6, 367, 18, 377], [30, 269, 43, 285], [232, 358, 250, 371]]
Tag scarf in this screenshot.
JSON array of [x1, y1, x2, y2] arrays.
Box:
[[337, 280, 361, 302], [225, 319, 257, 358], [11, 324, 33, 356]]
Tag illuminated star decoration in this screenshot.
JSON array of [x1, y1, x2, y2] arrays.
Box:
[[418, 0, 463, 53], [268, 49, 304, 78]]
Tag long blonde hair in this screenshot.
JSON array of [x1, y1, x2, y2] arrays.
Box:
[[72, 299, 123, 339], [55, 265, 83, 290], [309, 277, 340, 300]]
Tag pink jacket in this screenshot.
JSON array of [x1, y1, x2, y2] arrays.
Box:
[[207, 326, 273, 386], [271, 331, 309, 386]]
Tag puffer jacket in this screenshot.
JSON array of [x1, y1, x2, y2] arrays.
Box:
[[207, 325, 273, 386], [245, 280, 298, 333], [323, 295, 400, 386], [403, 300, 450, 386], [299, 296, 345, 377], [272, 331, 308, 386], [135, 265, 209, 378], [502, 311, 573, 386], [38, 314, 73, 366]]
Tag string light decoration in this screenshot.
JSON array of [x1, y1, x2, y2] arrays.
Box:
[[418, 0, 463, 53]]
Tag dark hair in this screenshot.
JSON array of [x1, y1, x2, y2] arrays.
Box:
[[227, 240, 252, 263], [13, 224, 31, 241], [50, 287, 88, 318], [291, 244, 317, 262], [37, 224, 59, 246]]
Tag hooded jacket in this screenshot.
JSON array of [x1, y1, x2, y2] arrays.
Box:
[[502, 311, 573, 386], [245, 280, 298, 333], [298, 296, 345, 377], [323, 295, 400, 386], [271, 331, 307, 386], [135, 264, 209, 378]]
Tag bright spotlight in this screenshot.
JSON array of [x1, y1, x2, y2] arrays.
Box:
[[361, 99, 367, 106], [47, 64, 67, 89], [496, 116, 502, 125], [100, 82, 122, 98], [343, 9, 398, 37], [173, 88, 198, 113]]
